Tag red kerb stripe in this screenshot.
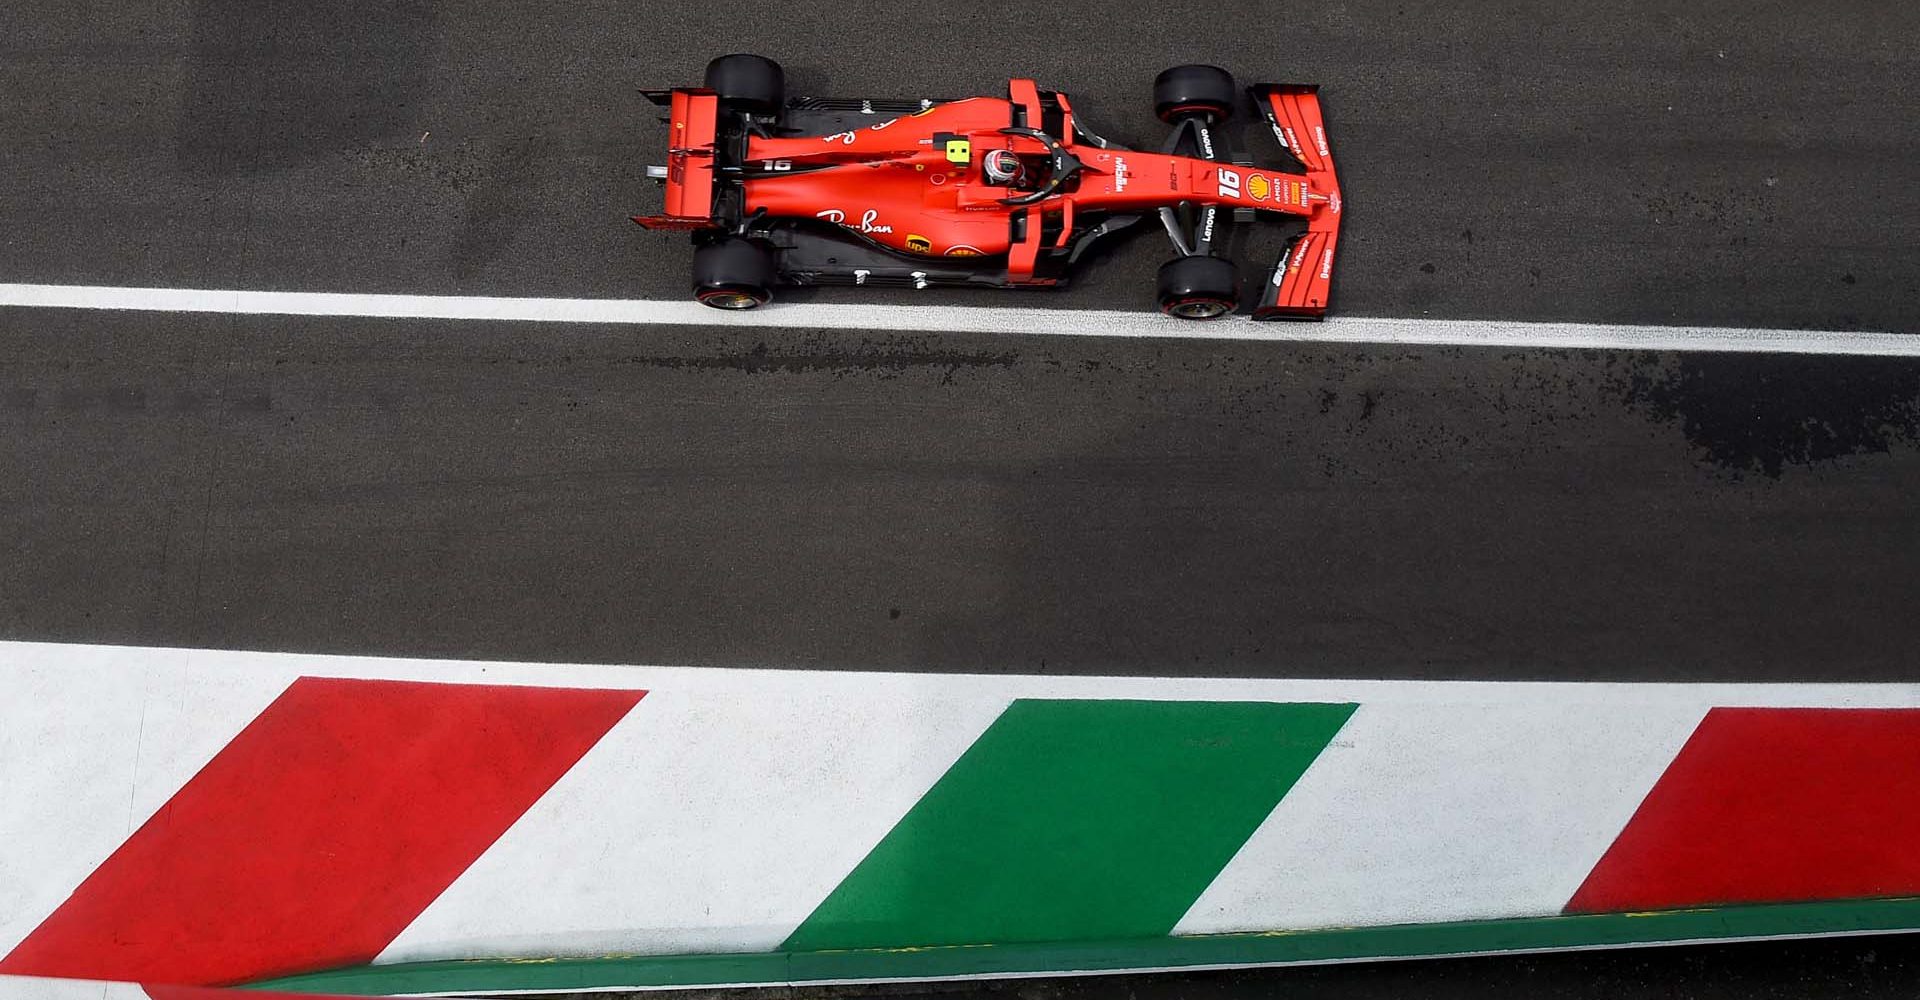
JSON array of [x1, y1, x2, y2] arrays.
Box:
[[1567, 707, 1920, 913], [2, 677, 642, 985]]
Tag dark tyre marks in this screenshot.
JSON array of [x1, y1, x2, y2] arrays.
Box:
[[1624, 356, 1920, 478]]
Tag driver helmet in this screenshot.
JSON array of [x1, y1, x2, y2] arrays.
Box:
[[983, 148, 1026, 186]]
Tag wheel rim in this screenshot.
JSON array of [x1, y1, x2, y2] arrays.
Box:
[[699, 289, 763, 310], [1166, 298, 1232, 320]]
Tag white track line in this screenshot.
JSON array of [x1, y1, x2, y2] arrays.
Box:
[[2, 282, 1913, 356]]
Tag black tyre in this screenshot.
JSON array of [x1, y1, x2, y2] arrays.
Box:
[[704, 53, 784, 116], [692, 238, 776, 310], [1153, 64, 1236, 123], [1156, 255, 1239, 319]]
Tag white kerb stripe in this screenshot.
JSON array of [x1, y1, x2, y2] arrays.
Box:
[[0, 975, 156, 999], [2, 283, 1914, 356], [377, 685, 1009, 963], [0, 653, 295, 956], [12, 639, 1920, 710], [1173, 700, 1707, 935]]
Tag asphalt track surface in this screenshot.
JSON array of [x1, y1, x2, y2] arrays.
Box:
[[4, 0, 1920, 994]]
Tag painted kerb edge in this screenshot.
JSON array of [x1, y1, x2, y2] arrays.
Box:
[[247, 895, 1920, 995]]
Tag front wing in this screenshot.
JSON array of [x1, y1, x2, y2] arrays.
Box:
[[1251, 85, 1342, 320]]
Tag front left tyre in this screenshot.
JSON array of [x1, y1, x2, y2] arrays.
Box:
[[1153, 64, 1236, 123], [1156, 255, 1240, 319], [704, 54, 784, 116], [693, 237, 776, 310]]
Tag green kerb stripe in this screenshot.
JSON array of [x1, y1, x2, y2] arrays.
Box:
[[249, 897, 1920, 995], [783, 699, 1358, 952]]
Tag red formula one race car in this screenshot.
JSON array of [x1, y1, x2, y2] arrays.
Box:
[[635, 56, 1342, 320]]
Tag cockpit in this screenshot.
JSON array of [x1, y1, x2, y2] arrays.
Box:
[[978, 128, 1084, 204], [981, 148, 1033, 188]]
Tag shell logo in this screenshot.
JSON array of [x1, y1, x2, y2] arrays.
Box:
[[1247, 174, 1271, 201]]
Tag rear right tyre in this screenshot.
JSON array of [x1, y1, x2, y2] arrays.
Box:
[[693, 238, 776, 310]]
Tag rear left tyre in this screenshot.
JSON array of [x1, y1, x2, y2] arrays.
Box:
[[1153, 64, 1236, 123], [1156, 255, 1239, 319], [704, 54, 784, 116], [693, 237, 776, 310]]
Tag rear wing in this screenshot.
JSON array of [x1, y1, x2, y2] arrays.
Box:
[[1250, 85, 1342, 320], [632, 89, 720, 230]]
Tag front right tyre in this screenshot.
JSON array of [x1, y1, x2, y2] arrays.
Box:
[[692, 237, 776, 310], [1156, 255, 1240, 319]]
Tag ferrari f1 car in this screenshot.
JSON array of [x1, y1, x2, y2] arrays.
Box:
[[635, 56, 1342, 320]]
